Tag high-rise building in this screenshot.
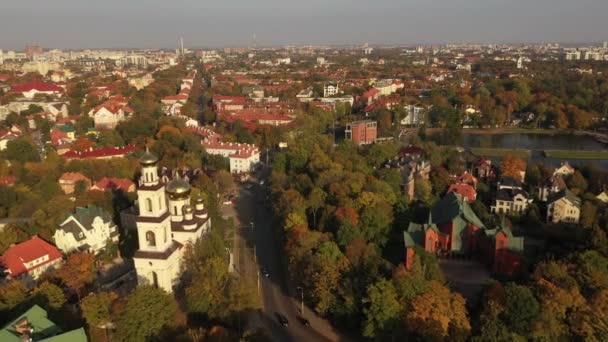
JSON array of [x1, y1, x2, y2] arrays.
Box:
[[24, 44, 43, 60], [0, 49, 3, 64], [604, 41, 607, 49]]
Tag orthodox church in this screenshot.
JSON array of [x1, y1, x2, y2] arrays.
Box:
[[133, 149, 211, 292]]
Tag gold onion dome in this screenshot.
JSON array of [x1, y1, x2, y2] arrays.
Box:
[[140, 147, 158, 166], [166, 175, 191, 197]]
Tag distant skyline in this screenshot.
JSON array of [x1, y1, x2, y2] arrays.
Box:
[[1, 0, 607, 50]]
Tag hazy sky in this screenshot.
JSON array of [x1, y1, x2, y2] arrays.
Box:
[[1, 0, 607, 50]]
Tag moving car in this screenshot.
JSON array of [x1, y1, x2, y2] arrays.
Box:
[[275, 312, 289, 327], [261, 267, 270, 278], [298, 316, 310, 327]]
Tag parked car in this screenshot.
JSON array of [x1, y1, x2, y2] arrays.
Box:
[[261, 267, 270, 278], [275, 312, 289, 327]]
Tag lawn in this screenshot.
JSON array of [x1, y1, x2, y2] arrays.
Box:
[[470, 147, 531, 159], [543, 150, 608, 160]]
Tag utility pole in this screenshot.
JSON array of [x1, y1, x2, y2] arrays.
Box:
[[296, 286, 304, 314], [266, 148, 269, 165]]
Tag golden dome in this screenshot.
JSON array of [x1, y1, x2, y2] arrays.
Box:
[[140, 148, 158, 166], [166, 176, 191, 198]]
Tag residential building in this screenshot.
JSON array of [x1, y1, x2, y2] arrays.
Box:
[[58, 172, 92, 194], [345, 120, 377, 145], [537, 174, 567, 202], [491, 188, 532, 215], [54, 206, 119, 254], [323, 83, 339, 97], [0, 125, 23, 150], [0, 236, 62, 281], [400, 105, 426, 126], [202, 141, 260, 174], [133, 150, 210, 292], [547, 189, 581, 224], [62, 145, 137, 160], [10, 82, 63, 99], [373, 79, 404, 96], [475, 158, 495, 179], [87, 100, 134, 129], [91, 177, 135, 192], [553, 162, 575, 177], [448, 183, 477, 203], [596, 190, 608, 203], [0, 305, 87, 342]]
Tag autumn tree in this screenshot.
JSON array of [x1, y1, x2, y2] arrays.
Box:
[[34, 281, 66, 310], [500, 155, 526, 180], [82, 291, 118, 328], [0, 280, 28, 312], [406, 281, 471, 341], [362, 279, 401, 339], [55, 252, 96, 298], [115, 286, 177, 342]]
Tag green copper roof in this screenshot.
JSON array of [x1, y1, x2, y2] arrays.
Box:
[[431, 192, 485, 229], [485, 224, 524, 253], [0, 305, 87, 342]]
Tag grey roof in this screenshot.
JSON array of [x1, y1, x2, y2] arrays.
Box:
[[547, 189, 581, 208]]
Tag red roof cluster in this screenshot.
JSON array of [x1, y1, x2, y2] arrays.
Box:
[[0, 236, 63, 277], [448, 183, 477, 203], [92, 177, 135, 192], [11, 81, 63, 93], [62, 144, 137, 160], [92, 100, 134, 115]]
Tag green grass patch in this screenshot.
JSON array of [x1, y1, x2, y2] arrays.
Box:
[[543, 150, 608, 160], [470, 148, 531, 158]]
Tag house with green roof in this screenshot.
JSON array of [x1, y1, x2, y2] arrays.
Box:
[[0, 305, 87, 342], [483, 221, 525, 276]]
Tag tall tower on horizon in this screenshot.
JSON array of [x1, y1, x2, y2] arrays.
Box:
[[180, 37, 184, 56]]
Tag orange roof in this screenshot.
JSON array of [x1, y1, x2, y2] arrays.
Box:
[[448, 183, 477, 203], [0, 236, 62, 277]]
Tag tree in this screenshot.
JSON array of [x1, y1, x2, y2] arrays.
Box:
[[213, 170, 234, 195], [500, 155, 526, 180], [4, 138, 39, 163], [414, 177, 434, 206], [502, 283, 539, 335], [55, 252, 96, 298], [362, 279, 401, 338], [81, 291, 118, 328], [34, 281, 66, 310], [308, 187, 326, 228], [115, 286, 177, 342], [567, 171, 588, 195], [0, 280, 28, 312], [406, 281, 471, 341], [0, 224, 28, 254]]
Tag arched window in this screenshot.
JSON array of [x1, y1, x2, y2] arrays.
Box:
[[146, 198, 152, 212], [146, 231, 156, 247]]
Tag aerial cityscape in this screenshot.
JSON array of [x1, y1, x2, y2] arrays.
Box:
[[1, 1, 608, 342]]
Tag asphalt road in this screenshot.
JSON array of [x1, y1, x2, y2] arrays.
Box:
[[230, 178, 345, 342]]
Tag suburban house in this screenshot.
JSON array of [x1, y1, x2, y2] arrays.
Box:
[[400, 104, 426, 126], [553, 162, 576, 177], [58, 172, 92, 194], [87, 100, 134, 129], [0, 125, 23, 150], [475, 158, 495, 179], [547, 189, 581, 224], [345, 120, 377, 145], [0, 175, 17, 187], [491, 188, 532, 215], [0, 236, 63, 281], [448, 183, 477, 203], [373, 79, 404, 96], [54, 205, 119, 254], [596, 190, 608, 203], [0, 305, 87, 342], [91, 177, 135, 192], [538, 174, 567, 202], [10, 81, 63, 99]]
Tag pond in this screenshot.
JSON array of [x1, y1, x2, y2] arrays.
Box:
[[460, 133, 608, 169]]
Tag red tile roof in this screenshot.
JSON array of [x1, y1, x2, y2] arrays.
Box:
[[11, 81, 63, 93], [92, 177, 135, 192], [0, 236, 63, 277], [62, 144, 137, 160], [59, 172, 91, 183], [0, 175, 17, 186], [448, 183, 477, 203]]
